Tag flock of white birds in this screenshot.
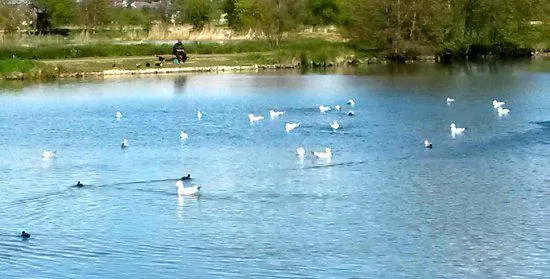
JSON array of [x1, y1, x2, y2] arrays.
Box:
[[39, 96, 510, 196], [247, 98, 357, 160], [424, 97, 511, 148]]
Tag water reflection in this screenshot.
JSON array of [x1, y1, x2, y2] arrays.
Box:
[[173, 76, 188, 93]]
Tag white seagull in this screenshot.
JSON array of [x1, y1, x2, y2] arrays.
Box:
[[269, 110, 284, 119], [115, 111, 122, 119], [334, 105, 341, 111], [196, 110, 202, 120], [347, 99, 356, 106], [296, 147, 306, 157], [180, 131, 189, 139], [285, 122, 300, 132], [319, 105, 331, 113], [248, 114, 264, 123], [446, 97, 455, 104], [312, 148, 332, 159], [41, 150, 56, 159], [498, 106, 510, 116], [330, 121, 340, 130], [450, 123, 466, 136], [424, 139, 433, 148], [121, 138, 129, 148], [176, 180, 201, 196], [493, 100, 505, 109]]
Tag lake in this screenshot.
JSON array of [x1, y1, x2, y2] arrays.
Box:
[[1, 61, 549, 278]]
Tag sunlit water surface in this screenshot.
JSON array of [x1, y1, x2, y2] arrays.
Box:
[[1, 62, 549, 278]]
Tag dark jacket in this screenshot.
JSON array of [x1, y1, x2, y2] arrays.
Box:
[[173, 42, 185, 55]]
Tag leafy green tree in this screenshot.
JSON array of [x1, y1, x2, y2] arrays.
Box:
[[305, 0, 342, 26], [81, 0, 110, 29], [184, 0, 213, 29], [172, 0, 218, 29], [343, 0, 451, 56], [222, 0, 241, 28], [33, 0, 77, 27], [238, 0, 307, 45]]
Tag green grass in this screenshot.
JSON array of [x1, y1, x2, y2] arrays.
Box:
[[0, 59, 39, 73], [0, 39, 363, 80], [0, 40, 276, 60]]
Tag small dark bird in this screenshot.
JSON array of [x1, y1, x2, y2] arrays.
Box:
[[158, 56, 165, 62], [136, 63, 142, 68], [75, 181, 84, 187], [155, 62, 163, 67], [348, 111, 355, 116], [181, 174, 191, 180], [145, 62, 151, 67], [21, 231, 30, 238]]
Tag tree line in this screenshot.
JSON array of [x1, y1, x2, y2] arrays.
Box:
[[1, 0, 549, 59]]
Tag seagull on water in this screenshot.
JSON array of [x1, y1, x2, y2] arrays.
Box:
[[296, 147, 305, 157], [330, 121, 340, 130], [498, 106, 510, 116], [115, 111, 122, 119], [180, 131, 189, 139], [196, 110, 202, 120], [121, 138, 129, 148], [176, 180, 201, 196], [334, 105, 341, 111], [319, 105, 331, 113], [248, 114, 264, 123], [348, 111, 355, 116], [42, 150, 56, 159], [450, 123, 466, 137], [269, 110, 284, 119], [446, 97, 455, 104], [347, 99, 356, 106], [424, 139, 433, 148], [312, 148, 332, 159], [493, 100, 505, 109], [285, 122, 300, 132]]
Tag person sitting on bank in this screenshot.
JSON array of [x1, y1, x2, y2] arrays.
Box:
[[173, 40, 187, 64]]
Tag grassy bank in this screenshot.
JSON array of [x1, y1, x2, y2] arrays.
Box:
[[0, 39, 363, 80]]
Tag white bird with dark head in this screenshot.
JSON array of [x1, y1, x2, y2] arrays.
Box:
[[285, 122, 300, 132], [248, 114, 264, 123], [42, 150, 56, 159], [493, 100, 505, 109], [446, 97, 455, 104], [330, 121, 340, 130], [319, 105, 331, 113], [450, 123, 466, 137], [347, 99, 356, 106], [269, 110, 284, 119], [296, 147, 306, 157], [180, 131, 188, 139], [121, 138, 129, 148], [498, 106, 510, 116], [424, 139, 432, 148], [176, 180, 201, 196], [312, 148, 332, 159]]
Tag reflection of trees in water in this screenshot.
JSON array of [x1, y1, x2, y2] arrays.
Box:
[[174, 76, 188, 93]]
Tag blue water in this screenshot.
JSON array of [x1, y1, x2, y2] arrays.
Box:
[[1, 62, 549, 278]]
